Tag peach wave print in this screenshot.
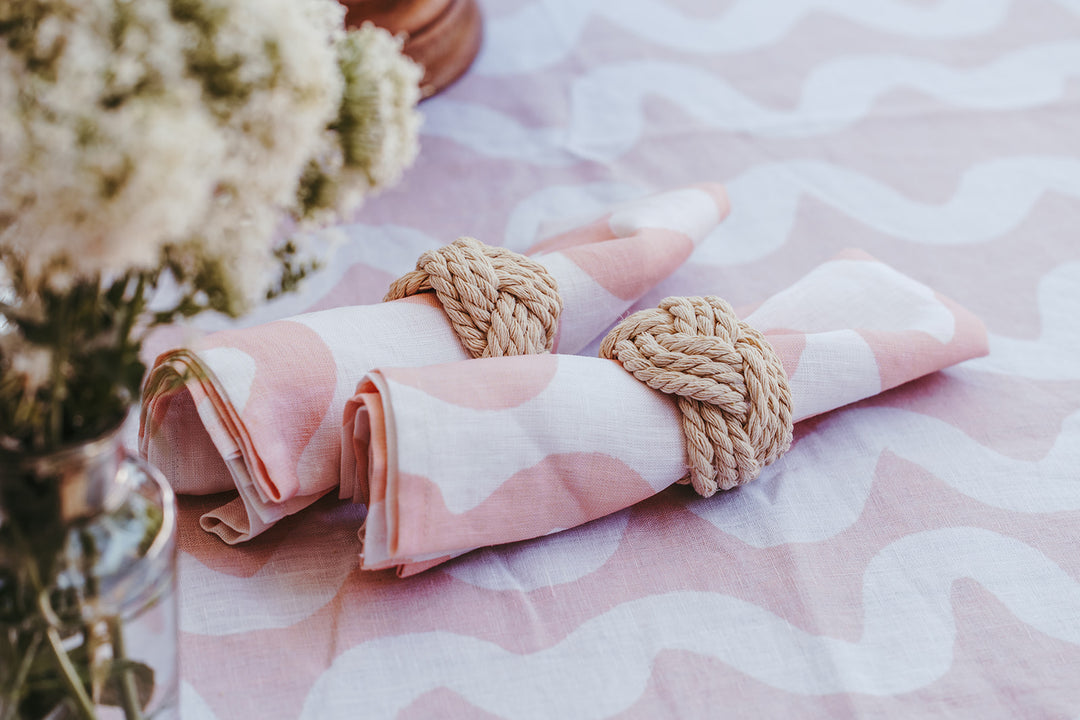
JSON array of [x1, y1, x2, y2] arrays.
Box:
[[201, 320, 338, 502], [394, 452, 663, 559], [380, 353, 560, 410]]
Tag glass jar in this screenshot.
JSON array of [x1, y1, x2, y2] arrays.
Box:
[[0, 422, 178, 720]]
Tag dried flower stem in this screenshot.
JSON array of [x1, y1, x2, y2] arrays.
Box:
[[0, 632, 41, 720], [39, 595, 96, 720], [108, 618, 144, 720]]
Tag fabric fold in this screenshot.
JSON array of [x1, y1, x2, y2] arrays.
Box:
[[345, 250, 990, 576], [138, 183, 730, 543]]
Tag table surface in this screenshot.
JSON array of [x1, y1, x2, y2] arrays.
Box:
[[169, 1, 1080, 717]]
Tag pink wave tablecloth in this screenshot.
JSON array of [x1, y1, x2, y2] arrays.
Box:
[[159, 1, 1080, 718]]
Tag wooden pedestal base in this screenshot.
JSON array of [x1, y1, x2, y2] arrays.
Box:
[[340, 0, 483, 98]]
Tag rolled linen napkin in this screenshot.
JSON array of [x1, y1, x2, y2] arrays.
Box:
[[344, 250, 989, 576], [138, 183, 730, 543]]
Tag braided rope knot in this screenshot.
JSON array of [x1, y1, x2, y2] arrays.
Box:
[[385, 237, 563, 358], [600, 296, 793, 497]]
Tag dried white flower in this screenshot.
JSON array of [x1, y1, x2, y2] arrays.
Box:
[[293, 22, 423, 227], [0, 0, 423, 449], [0, 0, 422, 311], [7, 341, 51, 392]]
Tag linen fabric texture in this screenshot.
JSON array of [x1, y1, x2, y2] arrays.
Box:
[[139, 184, 729, 542], [344, 251, 989, 575]]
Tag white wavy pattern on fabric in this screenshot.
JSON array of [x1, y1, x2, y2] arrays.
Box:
[[443, 510, 630, 591], [299, 529, 1080, 719], [747, 259, 956, 342], [687, 405, 1080, 548], [965, 262, 1080, 380], [502, 182, 644, 251], [390, 359, 685, 513], [178, 520, 359, 635], [425, 44, 1080, 162], [475, 0, 1043, 75], [180, 682, 221, 720], [696, 156, 1080, 264], [421, 100, 578, 166]]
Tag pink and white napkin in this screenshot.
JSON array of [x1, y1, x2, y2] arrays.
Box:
[[344, 250, 989, 576], [138, 184, 729, 543]]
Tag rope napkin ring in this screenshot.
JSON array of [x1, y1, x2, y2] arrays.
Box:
[[385, 237, 563, 358], [600, 296, 793, 497]]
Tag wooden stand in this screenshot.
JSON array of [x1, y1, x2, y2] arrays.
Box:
[[341, 0, 483, 98]]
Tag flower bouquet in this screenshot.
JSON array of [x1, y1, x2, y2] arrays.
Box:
[[0, 0, 421, 717]]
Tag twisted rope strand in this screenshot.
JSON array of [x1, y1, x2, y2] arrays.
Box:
[[600, 296, 793, 497], [385, 237, 563, 358]]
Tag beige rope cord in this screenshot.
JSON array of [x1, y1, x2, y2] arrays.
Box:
[[385, 236, 563, 358], [600, 296, 793, 497]]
